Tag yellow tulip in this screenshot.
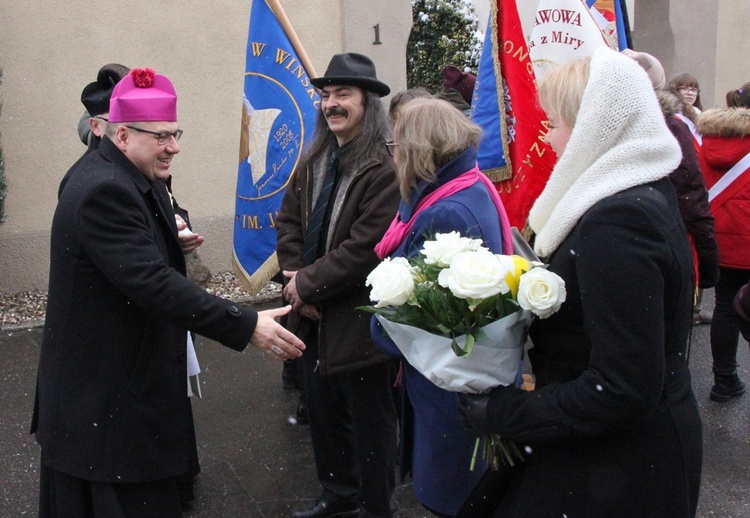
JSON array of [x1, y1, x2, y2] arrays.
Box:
[[504, 255, 531, 298]]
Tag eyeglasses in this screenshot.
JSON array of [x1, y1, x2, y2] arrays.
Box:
[[385, 140, 397, 157], [94, 116, 109, 122], [678, 86, 700, 95], [125, 125, 183, 145]]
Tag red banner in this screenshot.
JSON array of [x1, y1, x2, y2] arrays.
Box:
[[482, 0, 557, 230]]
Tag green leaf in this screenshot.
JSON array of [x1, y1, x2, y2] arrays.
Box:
[[464, 332, 475, 356], [437, 323, 452, 334], [473, 326, 489, 343], [451, 336, 465, 357]]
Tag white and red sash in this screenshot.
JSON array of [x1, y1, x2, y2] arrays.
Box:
[[708, 151, 750, 210], [674, 113, 703, 150]]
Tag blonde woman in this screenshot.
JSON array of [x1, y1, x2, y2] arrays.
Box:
[[459, 48, 702, 517]]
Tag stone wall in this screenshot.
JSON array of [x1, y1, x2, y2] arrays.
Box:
[[0, 0, 411, 292]]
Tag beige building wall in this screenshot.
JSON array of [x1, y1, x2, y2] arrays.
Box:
[[0, 1, 411, 293], [715, 0, 750, 108], [631, 0, 720, 108], [2, 1, 748, 295]]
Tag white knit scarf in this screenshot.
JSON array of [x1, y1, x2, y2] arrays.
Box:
[[529, 47, 682, 258]]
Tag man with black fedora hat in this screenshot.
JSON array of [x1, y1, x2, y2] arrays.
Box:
[[277, 52, 401, 518]]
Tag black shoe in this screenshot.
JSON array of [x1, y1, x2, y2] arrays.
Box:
[[296, 397, 309, 425], [710, 372, 746, 402], [177, 474, 196, 512], [290, 497, 358, 518]]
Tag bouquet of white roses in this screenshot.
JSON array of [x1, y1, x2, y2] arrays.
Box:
[[363, 231, 566, 387], [363, 231, 566, 468], [362, 232, 565, 368]]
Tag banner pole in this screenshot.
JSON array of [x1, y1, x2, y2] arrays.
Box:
[[618, 0, 633, 49], [265, 0, 318, 78]]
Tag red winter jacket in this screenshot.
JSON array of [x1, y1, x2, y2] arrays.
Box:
[[697, 108, 750, 269]]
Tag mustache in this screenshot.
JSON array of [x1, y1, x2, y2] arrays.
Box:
[[325, 107, 348, 118]]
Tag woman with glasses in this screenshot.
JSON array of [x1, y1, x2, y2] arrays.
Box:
[[371, 97, 512, 517], [668, 74, 704, 154], [669, 72, 704, 119]]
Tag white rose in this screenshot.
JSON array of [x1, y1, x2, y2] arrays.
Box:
[[366, 257, 415, 308], [421, 231, 484, 267], [517, 268, 567, 318], [437, 248, 508, 300]]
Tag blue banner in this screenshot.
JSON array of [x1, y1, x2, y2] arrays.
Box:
[[472, 19, 508, 176], [233, 0, 319, 293]]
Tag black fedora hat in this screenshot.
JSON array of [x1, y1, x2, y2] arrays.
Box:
[[80, 63, 131, 116], [311, 53, 390, 97]]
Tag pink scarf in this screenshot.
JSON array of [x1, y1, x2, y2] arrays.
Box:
[[375, 165, 513, 259]]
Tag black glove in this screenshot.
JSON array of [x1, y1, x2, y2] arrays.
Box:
[[458, 392, 492, 435], [698, 252, 720, 289]]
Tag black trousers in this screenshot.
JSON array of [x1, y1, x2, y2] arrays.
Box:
[[39, 463, 182, 518], [711, 266, 750, 374], [301, 336, 398, 516]]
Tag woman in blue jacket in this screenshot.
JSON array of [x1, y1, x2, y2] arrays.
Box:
[[371, 97, 511, 517]]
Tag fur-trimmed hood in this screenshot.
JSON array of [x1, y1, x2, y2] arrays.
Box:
[[697, 107, 750, 138], [697, 106, 750, 270], [657, 89, 684, 118]]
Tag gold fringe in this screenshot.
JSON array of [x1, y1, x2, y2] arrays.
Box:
[[489, 1, 512, 173], [520, 221, 534, 242], [233, 250, 280, 296], [483, 165, 512, 183]]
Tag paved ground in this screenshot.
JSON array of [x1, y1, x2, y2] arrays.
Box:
[[1, 291, 749, 517]]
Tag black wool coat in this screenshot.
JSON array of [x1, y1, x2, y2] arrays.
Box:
[[31, 137, 256, 483], [472, 179, 703, 517]]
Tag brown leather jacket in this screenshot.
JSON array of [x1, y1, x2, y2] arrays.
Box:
[[276, 142, 399, 375]]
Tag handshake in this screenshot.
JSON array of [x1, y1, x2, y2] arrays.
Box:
[[251, 305, 306, 361], [171, 216, 305, 360]]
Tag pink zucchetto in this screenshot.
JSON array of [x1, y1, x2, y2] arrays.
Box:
[[108, 68, 177, 123]]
